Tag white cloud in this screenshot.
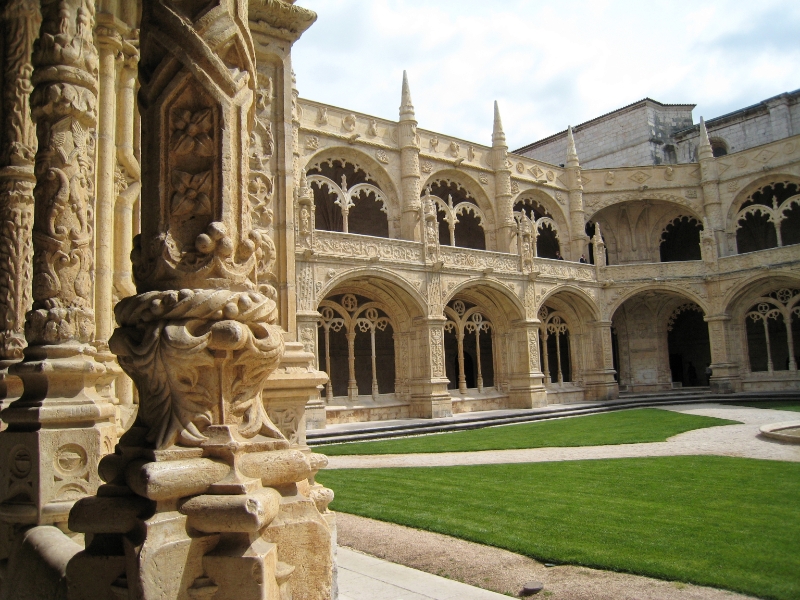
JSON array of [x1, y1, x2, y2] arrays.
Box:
[[292, 0, 800, 150]]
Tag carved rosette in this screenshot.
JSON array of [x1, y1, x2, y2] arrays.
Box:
[[26, 0, 99, 346], [110, 289, 285, 449]]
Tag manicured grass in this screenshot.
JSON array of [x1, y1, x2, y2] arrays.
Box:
[[722, 400, 800, 413], [317, 408, 739, 455], [319, 457, 800, 600]]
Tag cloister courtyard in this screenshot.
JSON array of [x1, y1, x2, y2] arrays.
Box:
[[316, 399, 800, 600]]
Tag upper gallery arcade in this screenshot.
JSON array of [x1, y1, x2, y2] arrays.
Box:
[[294, 74, 800, 426]]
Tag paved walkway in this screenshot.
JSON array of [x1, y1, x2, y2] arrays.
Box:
[[326, 403, 800, 469], [338, 547, 509, 600]]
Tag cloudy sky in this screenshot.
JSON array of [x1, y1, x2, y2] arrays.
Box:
[[292, 0, 800, 151]]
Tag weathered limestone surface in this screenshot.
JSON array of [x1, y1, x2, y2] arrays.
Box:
[[0, 0, 117, 559], [65, 1, 333, 599]]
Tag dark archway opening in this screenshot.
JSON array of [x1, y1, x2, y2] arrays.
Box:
[[737, 212, 778, 254], [309, 159, 388, 236], [736, 181, 800, 253], [313, 184, 343, 232], [545, 332, 571, 383], [537, 223, 560, 259], [321, 326, 349, 397], [667, 309, 711, 386], [660, 216, 702, 262], [781, 202, 800, 247], [349, 191, 389, 237], [454, 211, 486, 250], [746, 313, 791, 372]]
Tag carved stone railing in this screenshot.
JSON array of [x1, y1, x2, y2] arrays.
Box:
[[312, 230, 423, 264], [534, 258, 597, 281], [602, 245, 800, 284], [604, 260, 706, 282], [718, 245, 800, 273], [439, 245, 519, 273]]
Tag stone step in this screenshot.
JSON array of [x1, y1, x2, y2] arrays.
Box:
[[306, 391, 800, 446]]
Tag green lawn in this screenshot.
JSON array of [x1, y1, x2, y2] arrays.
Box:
[[320, 457, 800, 600], [317, 408, 739, 455], [722, 400, 800, 413]]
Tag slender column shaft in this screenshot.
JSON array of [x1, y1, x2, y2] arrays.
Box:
[[457, 332, 467, 393], [786, 316, 797, 371], [556, 332, 564, 384], [113, 50, 138, 302], [449, 220, 455, 246], [346, 331, 357, 398], [475, 328, 483, 392], [492, 330, 499, 390], [763, 318, 773, 372], [324, 326, 333, 402], [775, 221, 783, 247], [94, 30, 120, 345], [542, 332, 550, 382], [370, 327, 378, 399]]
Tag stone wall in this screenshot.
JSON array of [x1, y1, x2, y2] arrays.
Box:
[[675, 90, 799, 162], [517, 100, 694, 169]]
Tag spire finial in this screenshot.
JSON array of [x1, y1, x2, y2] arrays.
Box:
[[400, 70, 415, 120], [566, 125, 580, 168], [492, 101, 506, 146], [698, 117, 714, 161]]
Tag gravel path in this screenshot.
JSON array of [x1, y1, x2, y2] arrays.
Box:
[[325, 404, 800, 469], [328, 403, 797, 598]]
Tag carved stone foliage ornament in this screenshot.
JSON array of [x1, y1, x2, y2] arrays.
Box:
[[110, 289, 285, 449]]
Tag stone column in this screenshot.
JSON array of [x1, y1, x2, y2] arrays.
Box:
[[399, 71, 421, 241], [0, 0, 40, 405], [565, 127, 589, 261], [67, 2, 333, 599], [507, 321, 547, 408], [410, 316, 452, 418], [704, 314, 741, 393], [113, 37, 140, 412], [1, 0, 116, 536], [582, 320, 619, 400], [492, 102, 515, 253], [94, 17, 121, 347]]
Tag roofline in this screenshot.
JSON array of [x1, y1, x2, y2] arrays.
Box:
[[513, 98, 696, 154], [673, 88, 800, 138]]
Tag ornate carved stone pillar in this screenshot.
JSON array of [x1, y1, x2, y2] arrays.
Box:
[[66, 2, 333, 598], [399, 71, 421, 241], [410, 316, 452, 418], [0, 0, 117, 539], [0, 0, 40, 405], [492, 102, 514, 253], [704, 314, 741, 393], [582, 320, 619, 401], [565, 127, 589, 260], [507, 320, 547, 408], [697, 119, 726, 255]]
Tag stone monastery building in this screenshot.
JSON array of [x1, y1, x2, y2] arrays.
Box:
[[0, 0, 798, 598]]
